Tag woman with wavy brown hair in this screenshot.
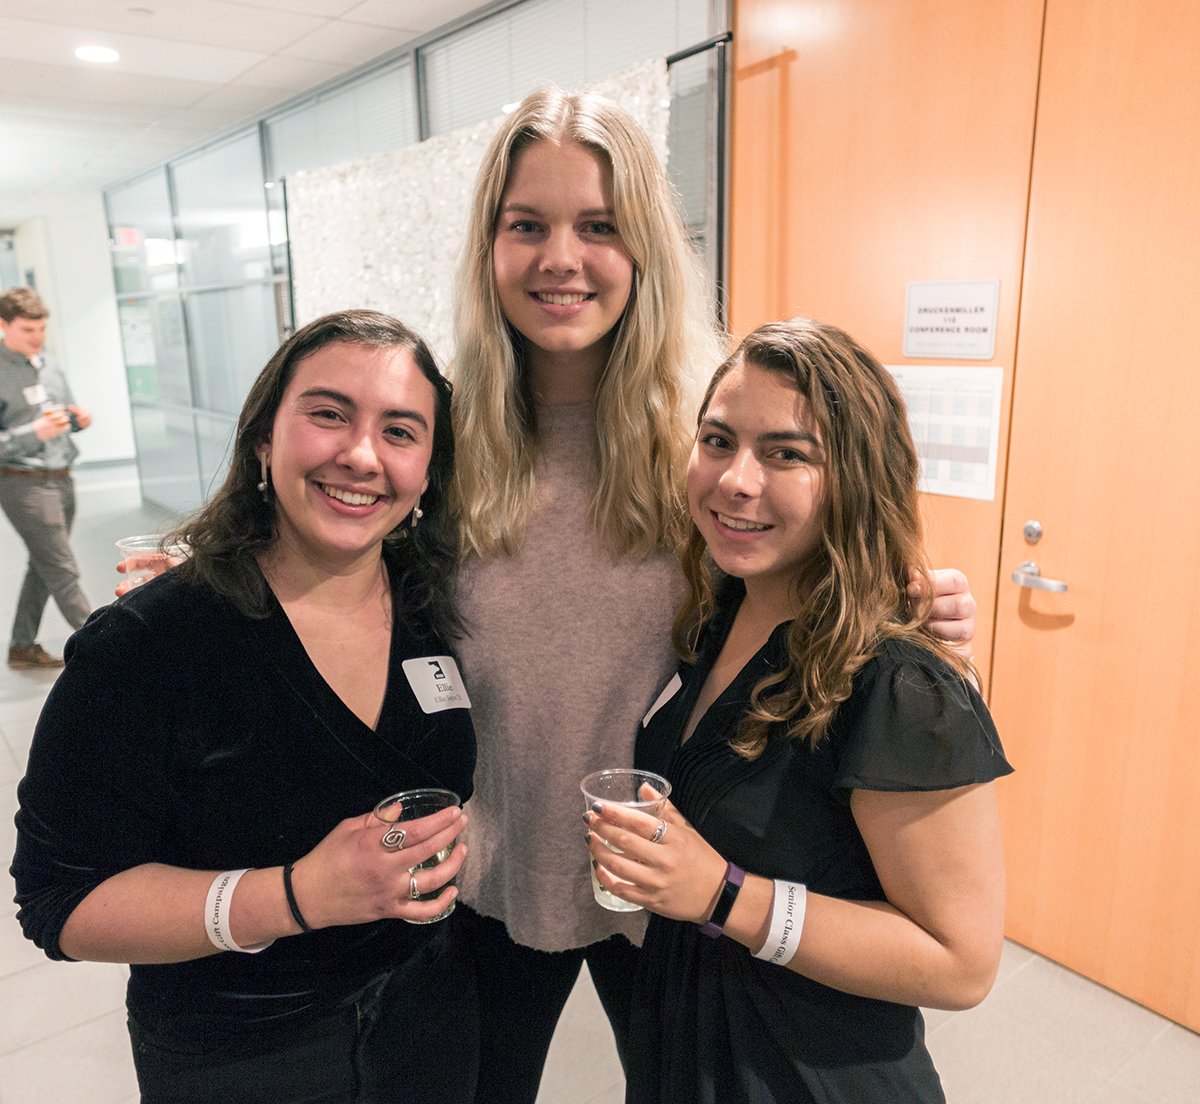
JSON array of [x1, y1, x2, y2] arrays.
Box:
[[586, 318, 1010, 1104]]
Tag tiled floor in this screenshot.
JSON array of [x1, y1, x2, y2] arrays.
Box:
[[1, 462, 1198, 1104]]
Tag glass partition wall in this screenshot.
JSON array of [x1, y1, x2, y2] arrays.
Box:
[[105, 0, 729, 512]]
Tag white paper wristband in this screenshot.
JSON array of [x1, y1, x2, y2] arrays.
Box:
[[753, 879, 807, 966], [205, 869, 274, 954]]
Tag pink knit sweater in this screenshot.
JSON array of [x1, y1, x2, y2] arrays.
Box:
[[456, 401, 684, 951]]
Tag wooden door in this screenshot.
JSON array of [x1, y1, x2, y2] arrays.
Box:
[[991, 0, 1200, 1030], [729, 0, 1045, 685]]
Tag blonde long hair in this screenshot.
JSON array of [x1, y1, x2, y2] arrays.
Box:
[[451, 85, 724, 559], [675, 319, 976, 757]]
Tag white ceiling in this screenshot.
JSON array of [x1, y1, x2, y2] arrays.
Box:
[[0, 0, 488, 225]]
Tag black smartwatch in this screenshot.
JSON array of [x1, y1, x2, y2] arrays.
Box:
[[698, 861, 745, 938]]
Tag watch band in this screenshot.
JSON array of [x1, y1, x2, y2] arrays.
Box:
[[698, 861, 745, 938]]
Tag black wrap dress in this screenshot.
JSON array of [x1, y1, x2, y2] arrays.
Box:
[[13, 569, 476, 1050], [630, 580, 1012, 1104]]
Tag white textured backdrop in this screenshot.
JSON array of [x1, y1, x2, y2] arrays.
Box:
[[286, 58, 671, 368]]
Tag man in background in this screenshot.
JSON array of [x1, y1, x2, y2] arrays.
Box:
[[0, 287, 92, 668]]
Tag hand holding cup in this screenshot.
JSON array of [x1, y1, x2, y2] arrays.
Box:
[[33, 409, 72, 441], [580, 769, 670, 912], [115, 535, 188, 596], [586, 787, 729, 925], [373, 789, 464, 923], [287, 797, 467, 930]]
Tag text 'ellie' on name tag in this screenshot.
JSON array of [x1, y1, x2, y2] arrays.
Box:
[[402, 656, 472, 714]]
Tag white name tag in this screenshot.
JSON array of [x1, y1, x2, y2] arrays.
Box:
[[402, 656, 471, 714], [23, 384, 48, 405], [643, 672, 682, 728]]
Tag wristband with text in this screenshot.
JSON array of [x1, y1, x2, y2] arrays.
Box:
[[753, 879, 807, 966], [205, 869, 274, 954]]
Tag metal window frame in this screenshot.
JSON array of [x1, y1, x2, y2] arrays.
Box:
[[102, 0, 732, 510]]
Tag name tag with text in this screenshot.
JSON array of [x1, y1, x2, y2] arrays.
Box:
[[402, 656, 471, 713]]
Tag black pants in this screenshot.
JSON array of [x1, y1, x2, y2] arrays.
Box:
[[459, 905, 639, 1104], [130, 937, 478, 1104]]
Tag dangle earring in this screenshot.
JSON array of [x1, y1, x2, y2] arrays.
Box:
[[257, 453, 271, 502], [410, 495, 424, 529]]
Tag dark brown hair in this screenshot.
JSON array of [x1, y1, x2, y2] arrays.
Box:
[[674, 317, 974, 756], [170, 310, 461, 638]]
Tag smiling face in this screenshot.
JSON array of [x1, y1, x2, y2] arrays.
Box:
[[2, 316, 46, 359], [688, 359, 827, 612], [492, 139, 635, 391], [259, 341, 435, 570]]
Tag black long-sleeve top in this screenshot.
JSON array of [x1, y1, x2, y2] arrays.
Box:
[[11, 570, 475, 1046]]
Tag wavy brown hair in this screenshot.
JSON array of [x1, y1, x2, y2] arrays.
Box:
[[168, 310, 461, 639], [450, 84, 722, 559], [674, 318, 974, 757]]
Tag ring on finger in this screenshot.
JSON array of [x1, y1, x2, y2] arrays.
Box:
[[650, 818, 667, 844], [409, 872, 420, 900], [381, 826, 406, 851]]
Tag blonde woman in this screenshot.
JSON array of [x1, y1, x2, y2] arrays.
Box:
[[449, 88, 976, 1099]]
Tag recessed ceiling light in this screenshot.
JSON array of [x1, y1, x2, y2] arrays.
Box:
[[75, 46, 120, 63]]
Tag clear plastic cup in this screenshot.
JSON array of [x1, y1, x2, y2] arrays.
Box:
[[580, 769, 671, 912], [116, 535, 187, 587], [373, 788, 461, 924]]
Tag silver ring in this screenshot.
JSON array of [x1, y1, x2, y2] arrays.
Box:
[[409, 872, 420, 900], [381, 826, 406, 851], [650, 819, 667, 844]]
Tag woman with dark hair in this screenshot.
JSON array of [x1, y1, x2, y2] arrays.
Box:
[[13, 310, 477, 1103], [586, 318, 1011, 1103]]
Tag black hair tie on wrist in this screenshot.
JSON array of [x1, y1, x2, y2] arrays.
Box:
[[283, 862, 312, 933]]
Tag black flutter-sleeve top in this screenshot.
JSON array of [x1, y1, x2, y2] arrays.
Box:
[[629, 579, 1011, 1104]]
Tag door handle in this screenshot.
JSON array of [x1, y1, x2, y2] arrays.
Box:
[[1012, 561, 1068, 592]]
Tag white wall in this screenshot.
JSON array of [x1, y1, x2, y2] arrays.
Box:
[[12, 203, 136, 463], [11, 218, 60, 350]]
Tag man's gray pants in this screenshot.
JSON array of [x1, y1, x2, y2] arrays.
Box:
[[0, 472, 91, 649]]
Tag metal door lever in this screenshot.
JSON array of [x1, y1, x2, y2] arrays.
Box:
[[1012, 561, 1068, 592]]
